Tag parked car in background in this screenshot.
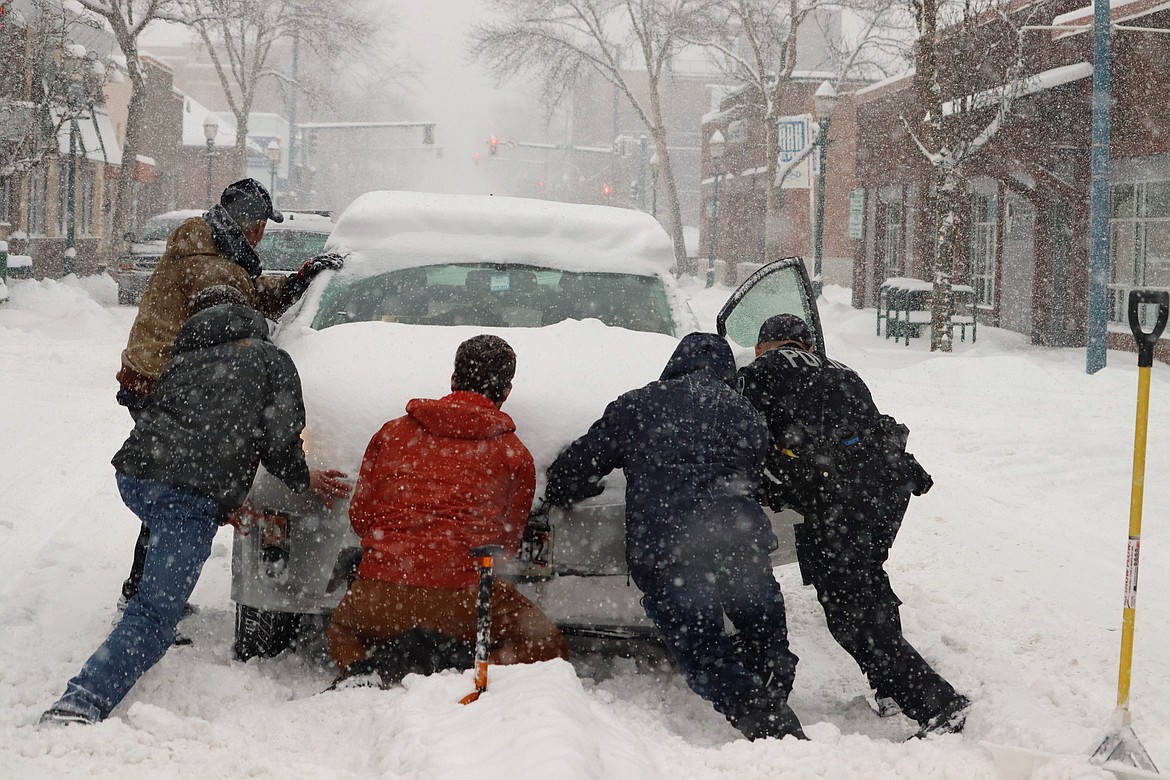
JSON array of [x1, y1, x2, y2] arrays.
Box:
[[229, 190, 822, 660], [111, 209, 335, 305], [254, 210, 334, 272], [110, 210, 202, 305]]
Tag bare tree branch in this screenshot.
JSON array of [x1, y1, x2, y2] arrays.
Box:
[[180, 0, 375, 160], [470, 0, 711, 269]]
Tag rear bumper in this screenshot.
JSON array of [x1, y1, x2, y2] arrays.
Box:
[[230, 471, 802, 632]]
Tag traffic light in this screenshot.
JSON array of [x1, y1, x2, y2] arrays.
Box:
[[489, 136, 498, 155], [601, 183, 612, 198]]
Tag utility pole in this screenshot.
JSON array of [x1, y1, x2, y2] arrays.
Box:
[[611, 48, 620, 198], [1085, 0, 1112, 374], [286, 32, 300, 204]]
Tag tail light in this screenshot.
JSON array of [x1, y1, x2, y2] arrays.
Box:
[[258, 510, 291, 580]]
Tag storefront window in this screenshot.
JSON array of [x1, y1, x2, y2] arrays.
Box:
[[28, 166, 48, 236], [877, 190, 903, 281], [969, 193, 997, 307], [1109, 181, 1170, 321]]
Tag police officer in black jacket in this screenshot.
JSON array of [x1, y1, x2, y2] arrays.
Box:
[[738, 314, 970, 738], [546, 333, 805, 741]]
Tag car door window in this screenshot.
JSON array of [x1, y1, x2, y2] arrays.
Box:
[[717, 258, 823, 354]]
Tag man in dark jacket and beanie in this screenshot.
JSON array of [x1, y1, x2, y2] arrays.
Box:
[[545, 332, 805, 742], [114, 178, 344, 612], [738, 313, 969, 738], [41, 291, 350, 725]]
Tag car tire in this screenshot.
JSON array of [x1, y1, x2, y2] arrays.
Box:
[[233, 603, 301, 661]]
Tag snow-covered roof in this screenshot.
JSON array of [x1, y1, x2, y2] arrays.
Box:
[[180, 95, 264, 154], [326, 191, 676, 277], [182, 95, 235, 148], [941, 63, 1092, 116], [238, 112, 289, 138], [1051, 0, 1170, 32], [55, 108, 122, 166], [700, 107, 736, 126], [855, 69, 915, 98]]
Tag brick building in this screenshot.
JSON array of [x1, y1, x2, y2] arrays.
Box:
[[0, 2, 184, 277], [699, 75, 866, 287], [850, 0, 1170, 353]]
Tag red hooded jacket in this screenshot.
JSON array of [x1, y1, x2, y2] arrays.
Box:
[[349, 391, 536, 588]]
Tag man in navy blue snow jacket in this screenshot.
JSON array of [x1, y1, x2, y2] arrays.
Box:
[[738, 313, 970, 738], [545, 332, 805, 741]]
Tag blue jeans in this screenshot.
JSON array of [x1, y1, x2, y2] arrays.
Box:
[[632, 544, 798, 724], [49, 474, 220, 722]]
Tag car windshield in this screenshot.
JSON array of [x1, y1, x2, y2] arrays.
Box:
[[256, 231, 330, 272], [311, 263, 675, 335]]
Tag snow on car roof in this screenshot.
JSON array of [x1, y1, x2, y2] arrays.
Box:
[[325, 190, 676, 276], [268, 211, 334, 233], [145, 209, 205, 224]]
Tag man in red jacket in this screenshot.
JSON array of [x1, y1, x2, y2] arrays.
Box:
[[326, 335, 569, 680]]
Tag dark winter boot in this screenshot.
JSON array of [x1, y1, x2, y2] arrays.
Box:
[[39, 707, 98, 727], [912, 695, 971, 738], [732, 700, 808, 741]]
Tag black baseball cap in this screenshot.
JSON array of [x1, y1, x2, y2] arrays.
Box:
[[757, 313, 814, 347], [220, 178, 283, 225]]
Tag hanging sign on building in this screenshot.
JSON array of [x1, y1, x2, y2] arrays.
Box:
[[777, 115, 811, 189]]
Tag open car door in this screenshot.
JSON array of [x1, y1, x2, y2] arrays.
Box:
[[717, 257, 821, 568], [717, 257, 825, 356]]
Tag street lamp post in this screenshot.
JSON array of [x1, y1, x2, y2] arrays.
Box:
[[202, 117, 218, 208], [64, 79, 85, 277], [266, 139, 281, 198], [812, 81, 838, 299], [649, 151, 660, 219], [706, 130, 725, 288]]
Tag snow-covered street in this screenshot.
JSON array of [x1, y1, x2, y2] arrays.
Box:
[[2, 275, 1168, 779]]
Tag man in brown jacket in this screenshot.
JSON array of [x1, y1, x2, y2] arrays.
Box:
[[114, 178, 343, 615]]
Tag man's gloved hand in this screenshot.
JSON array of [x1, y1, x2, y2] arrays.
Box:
[[906, 455, 934, 496], [288, 252, 345, 298], [302, 252, 345, 275], [224, 501, 264, 533], [544, 477, 604, 508], [309, 468, 353, 508]]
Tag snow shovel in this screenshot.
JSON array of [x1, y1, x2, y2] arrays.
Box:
[[1088, 289, 1168, 775], [984, 290, 1167, 780], [460, 545, 503, 705]]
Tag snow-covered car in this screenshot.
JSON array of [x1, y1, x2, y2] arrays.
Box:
[[111, 210, 334, 305], [230, 190, 823, 660]]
